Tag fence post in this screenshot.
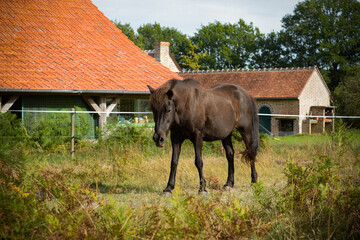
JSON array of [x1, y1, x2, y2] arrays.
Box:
[[71, 108, 75, 158]]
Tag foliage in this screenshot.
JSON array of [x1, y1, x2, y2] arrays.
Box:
[[0, 113, 30, 170], [280, 0, 360, 90], [111, 20, 137, 44], [112, 2, 359, 97], [23, 107, 92, 150], [180, 38, 208, 70], [124, 22, 192, 69], [252, 31, 292, 69], [192, 19, 262, 70], [1, 116, 360, 239], [334, 70, 360, 128], [253, 124, 360, 239]]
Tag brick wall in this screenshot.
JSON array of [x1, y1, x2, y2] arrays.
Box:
[[256, 99, 299, 136]]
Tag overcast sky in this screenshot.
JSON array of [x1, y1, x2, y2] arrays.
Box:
[[91, 0, 301, 36]]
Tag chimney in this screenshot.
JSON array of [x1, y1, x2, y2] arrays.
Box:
[[154, 41, 170, 63]]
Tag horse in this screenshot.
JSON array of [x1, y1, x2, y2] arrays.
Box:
[[147, 78, 259, 196]]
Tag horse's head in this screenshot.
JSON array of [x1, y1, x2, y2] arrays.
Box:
[[147, 84, 176, 147]]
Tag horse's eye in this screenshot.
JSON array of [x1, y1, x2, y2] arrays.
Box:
[[167, 109, 171, 113]]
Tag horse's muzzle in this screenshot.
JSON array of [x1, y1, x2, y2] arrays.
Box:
[[153, 133, 165, 147]]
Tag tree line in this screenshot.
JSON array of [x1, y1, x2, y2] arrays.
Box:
[[113, 0, 360, 126]]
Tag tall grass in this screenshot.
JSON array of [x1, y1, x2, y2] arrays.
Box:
[[0, 113, 359, 239]]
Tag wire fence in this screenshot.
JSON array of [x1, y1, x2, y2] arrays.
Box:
[[2, 109, 360, 157], [7, 109, 360, 119]]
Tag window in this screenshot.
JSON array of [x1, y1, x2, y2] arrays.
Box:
[[279, 119, 294, 136]]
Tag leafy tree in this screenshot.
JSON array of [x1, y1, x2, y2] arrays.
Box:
[[334, 69, 360, 128], [191, 19, 262, 70], [112, 21, 138, 44], [252, 31, 292, 69], [180, 39, 207, 70], [280, 0, 360, 91], [136, 23, 192, 68], [136, 22, 164, 50]]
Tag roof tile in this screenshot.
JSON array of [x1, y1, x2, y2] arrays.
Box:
[[180, 68, 316, 99], [0, 0, 181, 92]]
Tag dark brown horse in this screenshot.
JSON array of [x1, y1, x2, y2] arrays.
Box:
[[147, 78, 259, 195]]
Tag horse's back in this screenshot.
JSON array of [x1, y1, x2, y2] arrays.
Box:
[[210, 83, 248, 96], [208, 83, 255, 128]]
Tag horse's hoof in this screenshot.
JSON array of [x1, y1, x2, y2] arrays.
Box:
[[223, 186, 233, 191], [160, 191, 172, 197], [198, 191, 208, 196]]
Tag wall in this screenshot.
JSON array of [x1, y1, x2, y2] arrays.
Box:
[[298, 70, 331, 134], [256, 99, 300, 136]]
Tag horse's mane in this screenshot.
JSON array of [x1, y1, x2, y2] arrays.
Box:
[[150, 79, 200, 110]]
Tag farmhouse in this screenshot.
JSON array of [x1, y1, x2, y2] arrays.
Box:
[[0, 0, 181, 137], [180, 67, 334, 136]]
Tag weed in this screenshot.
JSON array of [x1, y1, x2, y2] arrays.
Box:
[[1, 114, 360, 239]]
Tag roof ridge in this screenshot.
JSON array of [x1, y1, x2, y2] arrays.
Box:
[[180, 66, 316, 74]]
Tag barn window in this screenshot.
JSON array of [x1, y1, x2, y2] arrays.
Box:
[[279, 119, 294, 136]]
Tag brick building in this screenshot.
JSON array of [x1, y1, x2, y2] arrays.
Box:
[[180, 67, 334, 136]]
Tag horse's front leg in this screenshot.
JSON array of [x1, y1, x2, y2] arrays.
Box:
[[221, 134, 235, 190], [162, 135, 183, 196], [193, 132, 207, 195]]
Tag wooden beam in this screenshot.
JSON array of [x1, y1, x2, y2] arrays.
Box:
[[83, 96, 121, 130], [106, 97, 120, 117], [1, 95, 19, 113], [83, 96, 101, 115], [99, 96, 106, 130]]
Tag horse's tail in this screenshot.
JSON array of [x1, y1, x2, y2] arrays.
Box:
[[250, 96, 259, 162]]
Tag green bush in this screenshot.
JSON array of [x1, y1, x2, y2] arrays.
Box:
[[251, 124, 360, 239], [23, 107, 93, 150]]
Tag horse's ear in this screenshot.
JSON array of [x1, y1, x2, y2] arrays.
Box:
[[166, 89, 174, 100], [147, 85, 155, 94]]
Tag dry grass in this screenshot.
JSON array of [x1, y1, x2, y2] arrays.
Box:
[[2, 124, 359, 239]]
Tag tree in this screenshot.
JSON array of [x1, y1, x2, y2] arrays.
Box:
[[180, 39, 207, 71], [252, 31, 292, 69], [112, 21, 138, 44], [191, 19, 262, 70], [136, 23, 192, 69], [280, 0, 360, 91], [334, 69, 360, 128]]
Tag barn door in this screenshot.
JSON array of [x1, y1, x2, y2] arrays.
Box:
[[259, 106, 271, 135]]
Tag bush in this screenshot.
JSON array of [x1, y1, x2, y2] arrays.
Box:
[[23, 107, 93, 150], [252, 124, 360, 239]]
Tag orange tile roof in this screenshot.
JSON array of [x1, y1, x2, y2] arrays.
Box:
[[180, 67, 319, 99], [0, 0, 181, 93]]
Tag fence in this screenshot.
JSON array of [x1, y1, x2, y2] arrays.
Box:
[[4, 109, 360, 158]]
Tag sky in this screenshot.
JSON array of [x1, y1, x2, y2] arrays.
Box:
[[91, 0, 301, 36]]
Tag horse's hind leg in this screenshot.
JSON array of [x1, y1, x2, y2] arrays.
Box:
[[221, 134, 235, 189], [237, 127, 258, 183]]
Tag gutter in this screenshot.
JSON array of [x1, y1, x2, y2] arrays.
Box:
[[0, 88, 150, 95]]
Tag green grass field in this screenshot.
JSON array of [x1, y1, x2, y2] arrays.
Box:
[[1, 116, 359, 239]]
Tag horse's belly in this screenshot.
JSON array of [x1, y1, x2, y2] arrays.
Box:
[[203, 119, 235, 141]]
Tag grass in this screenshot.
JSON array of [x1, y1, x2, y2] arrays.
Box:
[[1, 115, 360, 239]]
